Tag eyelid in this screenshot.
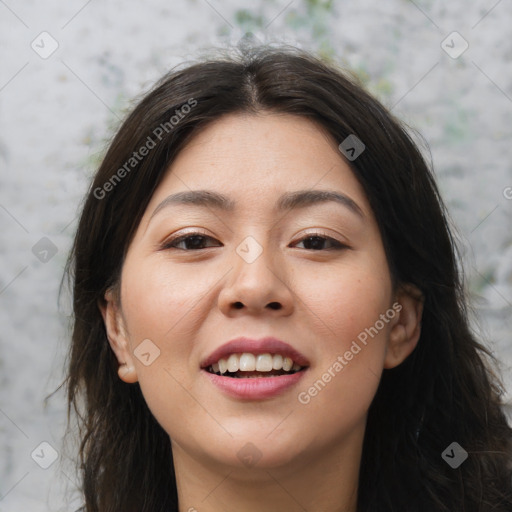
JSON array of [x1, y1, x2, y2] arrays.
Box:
[[159, 228, 218, 248], [293, 227, 348, 242], [292, 230, 349, 249]]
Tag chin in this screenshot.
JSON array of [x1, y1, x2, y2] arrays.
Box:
[[205, 434, 308, 473]]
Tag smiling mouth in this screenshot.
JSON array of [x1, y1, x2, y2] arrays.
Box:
[[205, 352, 307, 378]]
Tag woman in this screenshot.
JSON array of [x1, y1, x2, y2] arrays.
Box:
[[63, 44, 512, 511]]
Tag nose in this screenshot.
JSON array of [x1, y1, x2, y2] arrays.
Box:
[[217, 240, 294, 317]]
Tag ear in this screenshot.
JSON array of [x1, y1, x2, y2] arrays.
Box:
[[98, 288, 138, 383], [384, 283, 424, 369]]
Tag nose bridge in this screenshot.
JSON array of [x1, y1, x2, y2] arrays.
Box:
[[232, 234, 279, 285], [218, 233, 292, 313]]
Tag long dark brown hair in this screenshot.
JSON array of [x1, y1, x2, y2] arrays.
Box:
[[62, 43, 512, 511]]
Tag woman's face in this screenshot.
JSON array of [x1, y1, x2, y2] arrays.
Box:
[[103, 112, 421, 473]]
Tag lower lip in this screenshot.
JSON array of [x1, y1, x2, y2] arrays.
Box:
[[202, 369, 307, 400]]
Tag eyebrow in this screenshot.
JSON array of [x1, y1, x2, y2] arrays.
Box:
[[149, 189, 364, 221]]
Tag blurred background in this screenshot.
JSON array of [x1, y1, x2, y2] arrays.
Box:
[[1, 0, 511, 509]]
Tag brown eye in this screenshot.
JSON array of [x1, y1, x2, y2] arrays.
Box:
[[293, 233, 347, 251], [162, 233, 222, 251]]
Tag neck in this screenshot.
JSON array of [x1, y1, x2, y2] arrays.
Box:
[[171, 429, 363, 512]]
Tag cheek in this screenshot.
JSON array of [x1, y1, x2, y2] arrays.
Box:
[[118, 260, 207, 396], [300, 253, 393, 343], [120, 259, 213, 341], [295, 257, 392, 425], [118, 260, 208, 432]]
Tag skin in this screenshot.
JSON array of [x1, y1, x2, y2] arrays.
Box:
[[100, 112, 423, 512]]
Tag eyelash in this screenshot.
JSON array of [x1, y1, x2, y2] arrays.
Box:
[[160, 231, 348, 251]]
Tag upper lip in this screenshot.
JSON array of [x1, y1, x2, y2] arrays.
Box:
[[200, 337, 310, 369]]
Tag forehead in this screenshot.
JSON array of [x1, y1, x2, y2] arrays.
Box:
[[149, 112, 370, 213]]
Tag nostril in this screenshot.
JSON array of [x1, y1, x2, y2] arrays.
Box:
[[231, 301, 281, 310]]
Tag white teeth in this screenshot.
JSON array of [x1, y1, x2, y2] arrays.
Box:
[[272, 354, 283, 369], [227, 354, 238, 372], [255, 353, 273, 372], [218, 358, 228, 374], [239, 353, 256, 371], [282, 357, 293, 371], [210, 352, 304, 375]]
